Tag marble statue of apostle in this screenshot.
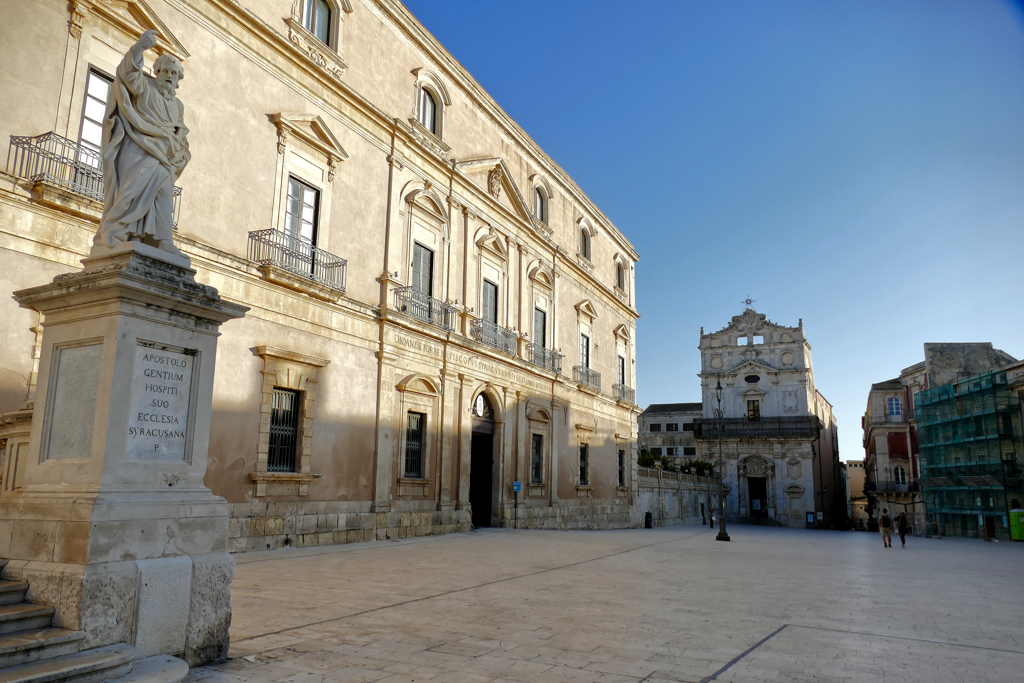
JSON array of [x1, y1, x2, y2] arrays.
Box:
[[94, 30, 190, 257]]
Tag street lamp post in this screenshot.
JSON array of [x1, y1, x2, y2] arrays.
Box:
[[715, 373, 730, 541]]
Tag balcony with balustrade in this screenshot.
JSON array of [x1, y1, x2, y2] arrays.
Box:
[[471, 318, 517, 356], [392, 286, 456, 332], [527, 342, 562, 374], [248, 228, 346, 300], [573, 365, 601, 392], [693, 416, 820, 440], [8, 132, 181, 228], [613, 382, 636, 405]]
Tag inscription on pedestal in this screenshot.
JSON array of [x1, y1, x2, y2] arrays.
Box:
[[127, 343, 197, 461]]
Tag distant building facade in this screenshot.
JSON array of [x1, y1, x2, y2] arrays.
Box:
[[864, 343, 1023, 540], [638, 403, 701, 464], [861, 377, 924, 532], [693, 308, 842, 528], [845, 460, 869, 530]]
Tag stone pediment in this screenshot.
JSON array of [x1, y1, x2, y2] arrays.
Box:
[[71, 0, 189, 59], [270, 113, 349, 179], [704, 307, 796, 339], [727, 359, 781, 375], [575, 299, 598, 320], [456, 158, 531, 225], [475, 226, 509, 262], [613, 324, 630, 341]]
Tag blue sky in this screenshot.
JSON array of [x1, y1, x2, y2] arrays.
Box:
[[402, 0, 1024, 462]]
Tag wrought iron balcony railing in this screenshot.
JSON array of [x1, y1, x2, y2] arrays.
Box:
[[8, 132, 181, 228], [613, 382, 636, 404], [573, 365, 601, 391], [693, 416, 820, 440], [393, 286, 456, 332], [248, 228, 347, 292], [527, 342, 562, 374], [470, 318, 517, 356]]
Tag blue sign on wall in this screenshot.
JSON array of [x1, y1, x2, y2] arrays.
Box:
[[512, 481, 522, 492]]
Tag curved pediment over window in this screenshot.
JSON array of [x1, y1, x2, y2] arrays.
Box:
[[402, 182, 449, 223], [397, 373, 440, 396], [527, 260, 554, 288]]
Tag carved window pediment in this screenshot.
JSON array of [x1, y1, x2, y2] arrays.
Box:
[[271, 113, 348, 181], [70, 0, 189, 58], [575, 299, 598, 320], [286, 5, 350, 82], [475, 227, 509, 262]]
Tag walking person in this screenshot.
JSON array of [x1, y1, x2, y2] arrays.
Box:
[[879, 508, 893, 548], [896, 511, 908, 548]]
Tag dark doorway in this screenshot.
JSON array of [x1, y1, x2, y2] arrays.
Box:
[[983, 515, 996, 540], [470, 432, 493, 528], [749, 477, 767, 519]]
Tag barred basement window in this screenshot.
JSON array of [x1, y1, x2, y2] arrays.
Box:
[[682, 422, 694, 432], [405, 411, 425, 478], [268, 388, 301, 472], [579, 443, 589, 486], [618, 449, 626, 487], [649, 423, 662, 432], [666, 447, 678, 456], [666, 423, 678, 432], [531, 433, 543, 484]]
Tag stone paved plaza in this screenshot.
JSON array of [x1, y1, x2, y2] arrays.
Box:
[[185, 527, 1024, 683]]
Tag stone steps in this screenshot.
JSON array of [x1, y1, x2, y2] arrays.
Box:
[[0, 606, 56, 637], [0, 583, 29, 607], [0, 630, 86, 669], [0, 560, 189, 683], [0, 644, 134, 683]]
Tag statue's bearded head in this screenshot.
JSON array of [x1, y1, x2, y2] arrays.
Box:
[[153, 55, 184, 99]]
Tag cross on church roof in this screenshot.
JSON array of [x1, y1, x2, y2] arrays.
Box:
[[741, 295, 756, 308]]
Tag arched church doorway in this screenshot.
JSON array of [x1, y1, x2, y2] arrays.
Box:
[[469, 393, 495, 528]]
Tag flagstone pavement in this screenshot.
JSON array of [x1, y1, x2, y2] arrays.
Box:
[[184, 526, 1024, 683]]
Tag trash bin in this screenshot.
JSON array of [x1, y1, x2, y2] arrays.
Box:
[[644, 511, 653, 529]]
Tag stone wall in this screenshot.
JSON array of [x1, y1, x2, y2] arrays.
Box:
[[636, 468, 718, 527]]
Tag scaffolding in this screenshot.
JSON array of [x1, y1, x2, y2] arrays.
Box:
[[916, 370, 1023, 540]]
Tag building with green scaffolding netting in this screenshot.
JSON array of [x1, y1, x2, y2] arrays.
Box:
[[916, 370, 1023, 540]]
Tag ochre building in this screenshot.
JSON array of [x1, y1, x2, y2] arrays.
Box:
[[0, 0, 642, 552]]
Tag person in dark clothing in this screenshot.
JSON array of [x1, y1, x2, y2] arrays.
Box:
[[895, 512, 908, 548], [879, 508, 893, 548]]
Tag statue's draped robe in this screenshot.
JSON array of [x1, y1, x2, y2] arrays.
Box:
[[94, 45, 190, 248]]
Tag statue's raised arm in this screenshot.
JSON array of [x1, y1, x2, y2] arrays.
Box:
[[92, 29, 190, 259]]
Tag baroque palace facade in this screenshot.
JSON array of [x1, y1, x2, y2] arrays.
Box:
[[0, 0, 641, 552]]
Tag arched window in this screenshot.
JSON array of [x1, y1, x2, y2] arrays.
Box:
[[894, 466, 908, 485], [302, 0, 331, 45], [534, 188, 545, 222], [418, 89, 437, 134], [616, 262, 625, 290], [579, 228, 590, 260]]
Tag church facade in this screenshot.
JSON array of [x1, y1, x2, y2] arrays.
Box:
[[693, 309, 841, 528], [0, 0, 641, 551]]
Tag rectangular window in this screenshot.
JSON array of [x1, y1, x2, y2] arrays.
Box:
[[888, 397, 902, 416], [404, 412, 425, 478], [618, 356, 626, 385], [79, 69, 112, 163], [682, 422, 694, 432], [482, 279, 498, 324], [649, 423, 662, 432], [412, 243, 434, 296], [651, 448, 662, 456], [618, 449, 626, 487], [753, 335, 764, 345], [268, 388, 301, 473], [683, 447, 697, 456], [666, 423, 678, 432], [534, 308, 546, 348], [666, 447, 678, 456], [531, 433, 543, 484], [747, 400, 761, 421], [285, 176, 320, 244], [579, 443, 589, 486], [580, 333, 590, 368]]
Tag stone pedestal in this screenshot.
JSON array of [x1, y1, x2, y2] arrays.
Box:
[[0, 242, 247, 665]]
